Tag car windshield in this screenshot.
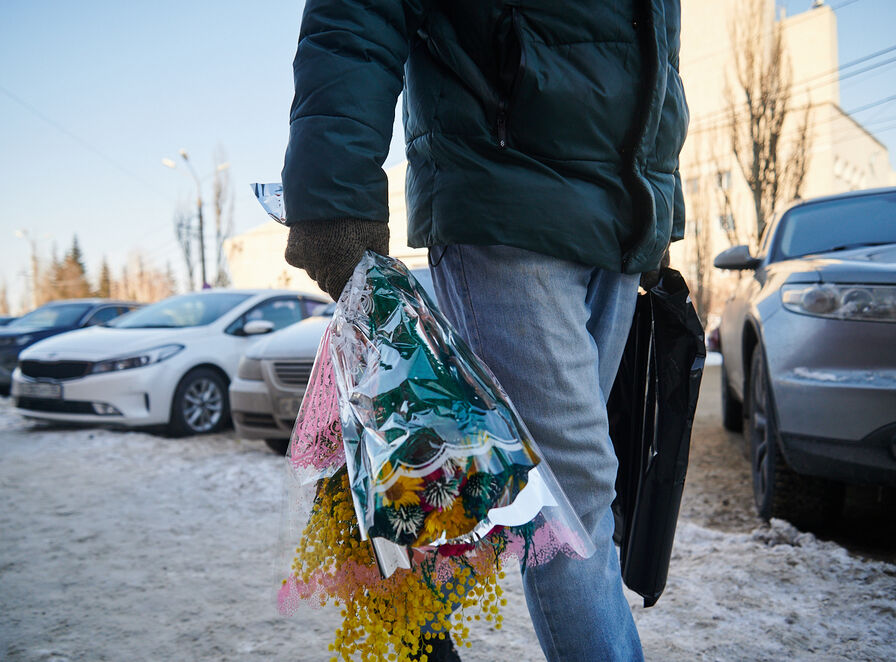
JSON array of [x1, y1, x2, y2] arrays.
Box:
[[7, 303, 92, 330], [109, 292, 251, 328], [774, 192, 896, 260]]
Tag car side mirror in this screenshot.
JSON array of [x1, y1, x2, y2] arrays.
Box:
[[714, 245, 761, 270], [242, 320, 275, 335]]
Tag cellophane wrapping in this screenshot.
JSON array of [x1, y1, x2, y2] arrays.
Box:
[[276, 251, 595, 661]]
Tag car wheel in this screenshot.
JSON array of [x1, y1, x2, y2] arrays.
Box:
[[721, 361, 743, 432], [265, 439, 290, 455], [747, 349, 842, 528], [169, 368, 229, 436]]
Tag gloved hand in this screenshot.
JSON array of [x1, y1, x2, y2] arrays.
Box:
[[639, 247, 671, 291], [285, 219, 389, 300]]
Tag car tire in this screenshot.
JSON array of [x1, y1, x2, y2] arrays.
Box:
[[747, 349, 842, 528], [265, 439, 290, 455], [721, 361, 743, 432], [168, 368, 230, 437]]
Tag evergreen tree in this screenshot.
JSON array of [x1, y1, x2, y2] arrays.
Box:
[[69, 235, 87, 274], [54, 236, 91, 299], [96, 257, 112, 298]]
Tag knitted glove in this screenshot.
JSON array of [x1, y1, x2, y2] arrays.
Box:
[[284, 219, 389, 300], [639, 247, 671, 291]]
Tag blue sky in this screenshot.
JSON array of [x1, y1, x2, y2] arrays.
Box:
[[1, 0, 894, 311]]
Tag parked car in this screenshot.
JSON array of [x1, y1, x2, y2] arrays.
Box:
[[11, 290, 327, 435], [0, 299, 140, 395], [714, 187, 896, 526], [231, 268, 435, 454]]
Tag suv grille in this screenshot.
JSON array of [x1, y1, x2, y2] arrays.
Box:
[[20, 360, 92, 380], [273, 361, 313, 387]]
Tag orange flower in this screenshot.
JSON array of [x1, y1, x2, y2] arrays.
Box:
[[418, 501, 477, 545]]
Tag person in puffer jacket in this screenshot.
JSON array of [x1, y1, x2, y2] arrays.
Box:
[[282, 2, 688, 660]]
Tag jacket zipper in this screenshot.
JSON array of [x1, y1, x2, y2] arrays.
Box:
[[496, 7, 524, 150], [497, 101, 508, 149]]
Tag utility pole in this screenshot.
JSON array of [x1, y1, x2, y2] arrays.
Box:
[[178, 150, 208, 288], [163, 151, 230, 290]]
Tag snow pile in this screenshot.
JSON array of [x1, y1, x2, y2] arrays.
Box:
[[1, 400, 894, 661], [631, 520, 896, 661]]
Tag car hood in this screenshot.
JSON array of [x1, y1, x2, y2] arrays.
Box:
[[19, 326, 204, 361], [247, 316, 330, 360], [771, 244, 896, 286]]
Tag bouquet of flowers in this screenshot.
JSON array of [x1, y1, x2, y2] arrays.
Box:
[[251, 175, 595, 659]]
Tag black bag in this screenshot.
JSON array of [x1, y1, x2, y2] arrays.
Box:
[[608, 266, 706, 608]]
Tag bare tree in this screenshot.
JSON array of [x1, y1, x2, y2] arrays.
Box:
[[171, 149, 233, 290], [174, 204, 196, 291], [0, 280, 10, 316], [212, 147, 234, 287], [686, 175, 715, 328], [726, 0, 812, 243], [110, 252, 177, 303]]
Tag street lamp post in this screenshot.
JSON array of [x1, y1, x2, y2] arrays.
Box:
[[163, 150, 207, 288], [162, 152, 231, 290]]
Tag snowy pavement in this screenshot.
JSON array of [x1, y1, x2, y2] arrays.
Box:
[[1, 367, 894, 661]]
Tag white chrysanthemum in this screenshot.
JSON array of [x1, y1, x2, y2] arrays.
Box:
[[423, 476, 460, 510], [463, 473, 494, 499], [386, 505, 424, 537]]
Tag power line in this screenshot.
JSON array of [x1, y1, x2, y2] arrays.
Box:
[[681, 0, 862, 69], [0, 83, 166, 197], [689, 44, 896, 133]]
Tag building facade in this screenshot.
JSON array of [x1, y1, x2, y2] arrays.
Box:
[[673, 0, 895, 322]]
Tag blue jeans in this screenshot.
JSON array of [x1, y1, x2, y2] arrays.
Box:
[[429, 244, 643, 662]]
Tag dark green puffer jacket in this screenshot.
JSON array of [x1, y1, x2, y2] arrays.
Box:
[[283, 0, 688, 274]]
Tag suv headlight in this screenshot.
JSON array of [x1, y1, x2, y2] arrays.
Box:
[[15, 334, 34, 346], [91, 344, 184, 374], [237, 356, 264, 381], [781, 284, 896, 322]]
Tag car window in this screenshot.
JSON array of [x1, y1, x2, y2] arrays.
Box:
[[301, 298, 327, 317], [110, 292, 251, 328], [84, 306, 125, 326], [773, 192, 896, 260], [7, 303, 93, 329], [226, 297, 306, 335]]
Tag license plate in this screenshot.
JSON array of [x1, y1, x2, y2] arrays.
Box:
[[19, 381, 63, 399], [277, 396, 302, 418]]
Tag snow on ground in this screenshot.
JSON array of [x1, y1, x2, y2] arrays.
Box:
[[1, 396, 894, 662]]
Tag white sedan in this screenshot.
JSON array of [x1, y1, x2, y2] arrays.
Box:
[[12, 289, 327, 435]]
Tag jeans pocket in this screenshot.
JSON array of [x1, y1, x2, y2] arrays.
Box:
[[428, 244, 448, 268]]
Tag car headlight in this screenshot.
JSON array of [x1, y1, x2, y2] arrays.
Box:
[[15, 335, 33, 346], [781, 284, 896, 322], [90, 344, 184, 374], [237, 356, 264, 381]]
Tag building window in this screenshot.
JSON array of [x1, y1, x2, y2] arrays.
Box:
[[718, 214, 734, 232], [716, 170, 732, 190]]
